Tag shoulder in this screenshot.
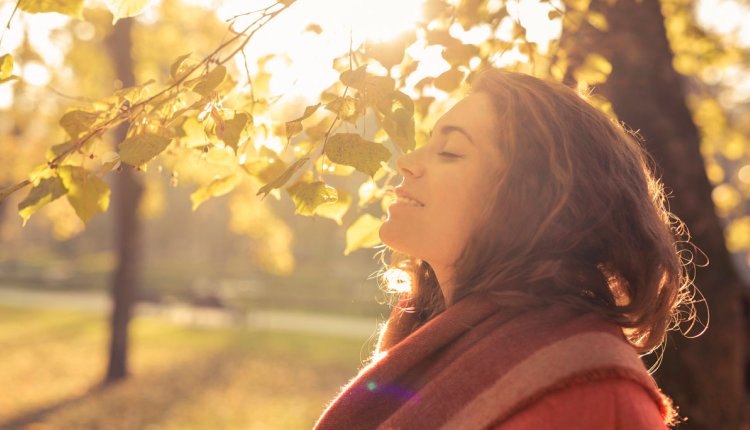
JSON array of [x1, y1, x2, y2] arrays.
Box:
[[480, 306, 676, 428], [496, 377, 670, 430]]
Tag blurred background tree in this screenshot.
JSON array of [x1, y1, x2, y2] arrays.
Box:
[[1, 0, 749, 428]]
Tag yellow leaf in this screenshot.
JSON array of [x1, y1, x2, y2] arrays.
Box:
[[315, 156, 355, 176], [573, 53, 612, 85], [119, 133, 172, 166], [726, 216, 750, 252], [105, 0, 152, 24], [315, 189, 351, 225], [285, 103, 321, 142], [0, 54, 13, 79], [18, 176, 67, 226], [18, 0, 84, 18], [344, 213, 383, 255], [340, 66, 368, 88], [60, 110, 99, 139], [434, 68, 465, 93], [358, 179, 379, 208], [191, 173, 241, 211], [192, 65, 226, 97], [324, 96, 362, 123], [169, 52, 193, 81], [285, 180, 338, 216], [305, 23, 322, 34], [379, 93, 416, 152], [325, 133, 391, 178], [219, 111, 252, 152], [57, 166, 110, 224], [256, 157, 309, 199], [365, 31, 416, 70], [441, 43, 479, 68], [586, 11, 609, 32]]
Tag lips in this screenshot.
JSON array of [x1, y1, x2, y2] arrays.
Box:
[[394, 187, 425, 207]]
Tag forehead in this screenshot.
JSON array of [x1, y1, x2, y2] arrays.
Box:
[[435, 93, 497, 136]]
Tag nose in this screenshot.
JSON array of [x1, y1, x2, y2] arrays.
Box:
[[396, 149, 424, 179]]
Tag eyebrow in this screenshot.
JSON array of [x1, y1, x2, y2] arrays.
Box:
[[430, 125, 476, 146]]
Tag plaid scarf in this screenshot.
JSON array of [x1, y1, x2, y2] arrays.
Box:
[[313, 291, 676, 430]]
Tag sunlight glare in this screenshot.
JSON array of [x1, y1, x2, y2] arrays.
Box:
[[22, 62, 52, 86], [220, 0, 425, 101], [383, 268, 413, 294], [252, 115, 285, 154], [696, 0, 750, 47], [507, 0, 563, 53]]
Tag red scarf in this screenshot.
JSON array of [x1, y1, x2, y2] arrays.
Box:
[[313, 291, 676, 430]]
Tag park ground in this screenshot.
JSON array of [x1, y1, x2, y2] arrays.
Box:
[[0, 298, 379, 430]]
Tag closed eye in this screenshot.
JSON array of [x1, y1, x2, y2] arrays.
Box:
[[438, 151, 463, 158]]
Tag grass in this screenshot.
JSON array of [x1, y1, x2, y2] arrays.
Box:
[[0, 305, 376, 430]]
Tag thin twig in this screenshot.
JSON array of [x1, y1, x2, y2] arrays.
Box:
[[0, 2, 291, 202], [0, 0, 20, 47]]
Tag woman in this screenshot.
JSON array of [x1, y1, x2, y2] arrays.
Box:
[[313, 69, 700, 429]]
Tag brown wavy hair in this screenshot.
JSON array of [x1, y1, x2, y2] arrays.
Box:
[[373, 68, 702, 359]]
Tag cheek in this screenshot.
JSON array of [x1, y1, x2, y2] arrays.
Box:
[[440, 175, 492, 233], [430, 184, 482, 242]]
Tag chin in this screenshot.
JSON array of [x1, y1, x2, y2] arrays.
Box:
[[379, 220, 421, 257]]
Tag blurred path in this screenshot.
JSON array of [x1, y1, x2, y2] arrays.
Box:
[[0, 286, 380, 339]]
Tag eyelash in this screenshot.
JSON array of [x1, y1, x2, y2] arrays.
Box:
[[430, 129, 463, 159], [438, 151, 462, 159]]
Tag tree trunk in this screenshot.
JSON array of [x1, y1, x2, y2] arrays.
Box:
[[104, 18, 143, 384], [559, 0, 747, 428]]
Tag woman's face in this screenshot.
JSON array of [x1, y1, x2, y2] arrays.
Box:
[[380, 92, 503, 270]]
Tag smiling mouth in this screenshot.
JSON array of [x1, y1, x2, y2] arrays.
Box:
[[395, 196, 424, 207]]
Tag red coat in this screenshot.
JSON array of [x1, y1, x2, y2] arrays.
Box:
[[314, 291, 678, 430], [497, 378, 668, 429]]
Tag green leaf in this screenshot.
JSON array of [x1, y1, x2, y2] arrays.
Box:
[[286, 180, 338, 216], [169, 52, 192, 81], [285, 103, 321, 142], [192, 65, 226, 97], [18, 176, 67, 226], [315, 189, 351, 225], [256, 157, 309, 199], [324, 133, 391, 178], [0, 54, 13, 79], [191, 173, 241, 211], [219, 112, 251, 152], [119, 133, 172, 166], [57, 166, 110, 224], [344, 213, 383, 255], [18, 0, 84, 17], [105, 0, 151, 23], [60, 110, 99, 139]]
